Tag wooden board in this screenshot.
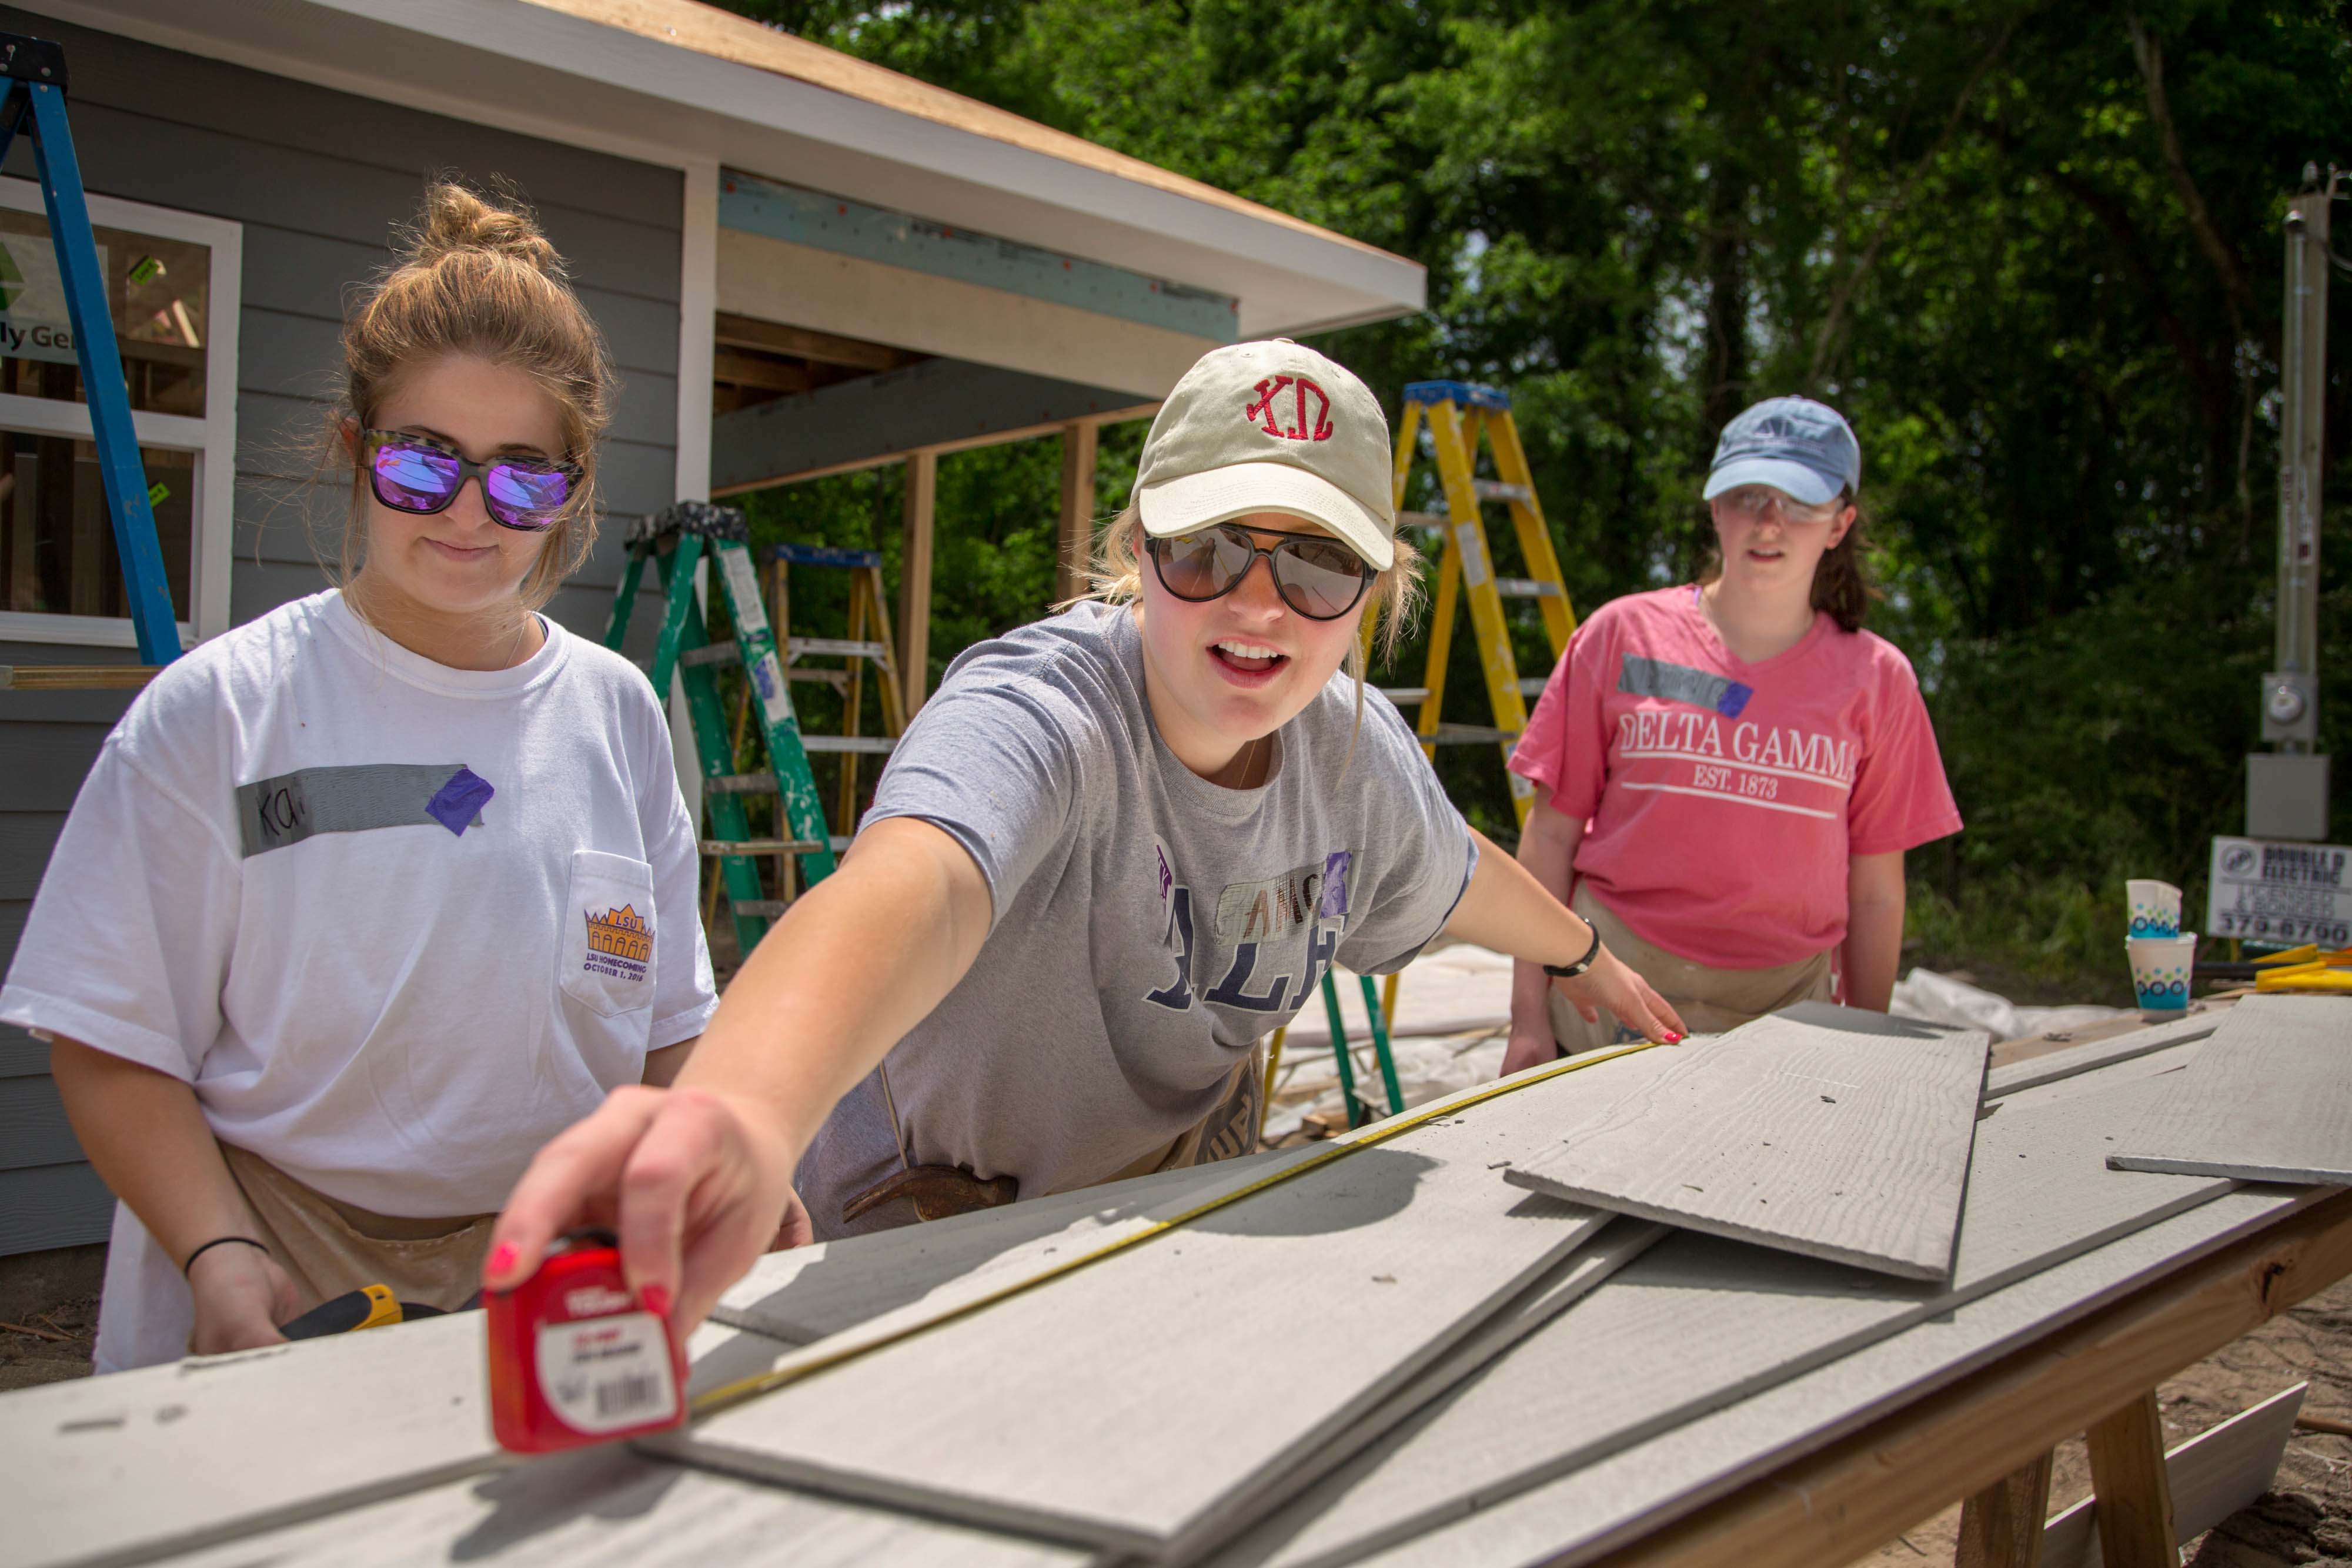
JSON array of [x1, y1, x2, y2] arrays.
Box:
[[1208, 1065, 2240, 1568], [1295, 1191, 2325, 1568], [2040, 1381, 2306, 1568], [1506, 1011, 1992, 1280], [710, 1151, 1295, 1343], [148, 1441, 1090, 1568], [659, 1061, 1649, 1557], [2107, 995, 2352, 1183]]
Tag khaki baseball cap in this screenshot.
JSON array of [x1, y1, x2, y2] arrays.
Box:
[[1135, 340, 1396, 570]]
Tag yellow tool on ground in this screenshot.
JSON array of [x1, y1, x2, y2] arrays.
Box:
[[2256, 965, 2352, 992], [278, 1283, 449, 1339], [2251, 944, 2352, 968]]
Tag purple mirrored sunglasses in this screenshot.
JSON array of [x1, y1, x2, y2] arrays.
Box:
[[361, 429, 576, 533]]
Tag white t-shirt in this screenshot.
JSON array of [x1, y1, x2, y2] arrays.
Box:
[[0, 590, 717, 1369]]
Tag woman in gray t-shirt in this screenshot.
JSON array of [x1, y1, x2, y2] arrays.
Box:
[[488, 340, 1685, 1324]]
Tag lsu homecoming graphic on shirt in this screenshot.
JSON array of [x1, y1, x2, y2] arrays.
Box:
[[1143, 837, 1352, 1022], [583, 904, 654, 985]]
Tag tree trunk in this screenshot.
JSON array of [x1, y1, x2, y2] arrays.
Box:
[[1700, 168, 1750, 453]]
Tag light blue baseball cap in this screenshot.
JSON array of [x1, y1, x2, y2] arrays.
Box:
[[1702, 396, 1861, 506]]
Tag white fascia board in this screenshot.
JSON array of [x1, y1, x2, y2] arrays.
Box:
[[22, 0, 1425, 338]]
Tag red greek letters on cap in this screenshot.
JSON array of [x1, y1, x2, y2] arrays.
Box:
[[1245, 375, 1334, 442]]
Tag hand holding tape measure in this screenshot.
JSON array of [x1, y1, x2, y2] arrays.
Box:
[[484, 1230, 686, 1452], [266, 1232, 687, 1455]]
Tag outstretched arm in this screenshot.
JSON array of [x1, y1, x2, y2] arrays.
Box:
[[487, 816, 993, 1328], [1445, 827, 1685, 1051]]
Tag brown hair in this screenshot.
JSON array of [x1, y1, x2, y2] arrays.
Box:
[[1699, 487, 1880, 633], [1080, 507, 1424, 765], [323, 181, 616, 611]]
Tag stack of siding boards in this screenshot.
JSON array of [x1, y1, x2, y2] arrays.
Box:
[[4, 995, 2344, 1568]]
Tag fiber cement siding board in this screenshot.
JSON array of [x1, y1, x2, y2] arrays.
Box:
[[592, 439, 686, 532], [0, 1160, 111, 1257], [1214, 1063, 2240, 1568], [227, 560, 336, 628], [667, 1069, 1622, 1558], [0, 814, 64, 898], [0, 726, 108, 813], [235, 307, 679, 446], [0, 1315, 804, 1568], [0, 1071, 77, 1171], [143, 1445, 1091, 1568], [0, 1025, 47, 1078], [1339, 1188, 2312, 1568], [238, 224, 683, 376], [1986, 1011, 2223, 1098], [1193, 1221, 1672, 1566], [1, 101, 680, 305], [712, 1149, 1297, 1344], [2108, 995, 2352, 1183], [0, 6, 681, 229], [1506, 1011, 1991, 1281]]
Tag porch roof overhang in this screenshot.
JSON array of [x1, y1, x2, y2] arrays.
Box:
[[22, 0, 1427, 342]]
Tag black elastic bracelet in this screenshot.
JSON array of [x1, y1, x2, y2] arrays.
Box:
[[182, 1235, 269, 1278], [1542, 920, 1605, 980]]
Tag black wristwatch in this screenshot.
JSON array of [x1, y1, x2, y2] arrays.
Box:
[[1542, 921, 1603, 980]]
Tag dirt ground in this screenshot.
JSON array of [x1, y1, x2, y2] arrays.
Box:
[[0, 1241, 101, 1394]]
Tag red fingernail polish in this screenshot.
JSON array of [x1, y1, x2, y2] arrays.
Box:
[[1664, 1031, 1683, 1043], [640, 1282, 672, 1318], [487, 1242, 517, 1277]]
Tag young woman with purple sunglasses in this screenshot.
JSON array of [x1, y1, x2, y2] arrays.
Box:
[[0, 184, 718, 1370]]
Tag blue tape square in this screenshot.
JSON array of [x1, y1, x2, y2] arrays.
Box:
[[425, 766, 495, 836]]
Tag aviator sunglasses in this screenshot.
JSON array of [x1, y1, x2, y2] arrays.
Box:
[[362, 429, 576, 533], [1148, 523, 1373, 620]]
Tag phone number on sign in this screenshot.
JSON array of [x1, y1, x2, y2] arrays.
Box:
[[2210, 911, 2352, 945]]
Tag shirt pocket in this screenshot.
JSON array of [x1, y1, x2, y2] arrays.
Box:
[[559, 849, 659, 1019]]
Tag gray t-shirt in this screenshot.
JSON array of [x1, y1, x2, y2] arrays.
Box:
[[796, 601, 1475, 1236]]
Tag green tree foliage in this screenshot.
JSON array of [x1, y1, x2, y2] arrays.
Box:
[[716, 0, 2352, 998]]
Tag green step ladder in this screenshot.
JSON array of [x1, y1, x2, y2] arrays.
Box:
[[1320, 970, 1405, 1128], [604, 502, 835, 956]]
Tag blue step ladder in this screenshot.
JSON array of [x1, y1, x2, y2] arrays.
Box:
[[0, 32, 181, 680]]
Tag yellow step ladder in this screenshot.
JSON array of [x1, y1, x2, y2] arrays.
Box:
[[1387, 381, 1576, 825]]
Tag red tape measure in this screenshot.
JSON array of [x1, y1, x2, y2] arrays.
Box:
[[485, 1230, 686, 1454]]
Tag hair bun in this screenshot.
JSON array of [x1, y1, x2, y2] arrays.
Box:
[[408, 182, 564, 278]]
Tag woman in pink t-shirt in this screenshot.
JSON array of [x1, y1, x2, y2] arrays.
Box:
[[1503, 396, 1962, 1069]]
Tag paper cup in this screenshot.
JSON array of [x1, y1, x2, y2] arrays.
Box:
[[2126, 931, 2197, 1017], [2126, 878, 2182, 939]]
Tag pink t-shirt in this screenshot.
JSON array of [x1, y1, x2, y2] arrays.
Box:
[[1509, 586, 1962, 969]]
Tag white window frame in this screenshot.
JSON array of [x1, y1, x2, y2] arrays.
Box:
[[0, 177, 240, 649]]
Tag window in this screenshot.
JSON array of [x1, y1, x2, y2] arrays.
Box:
[[0, 180, 239, 648]]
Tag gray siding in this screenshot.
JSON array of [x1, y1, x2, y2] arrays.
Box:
[[0, 9, 686, 1255]]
